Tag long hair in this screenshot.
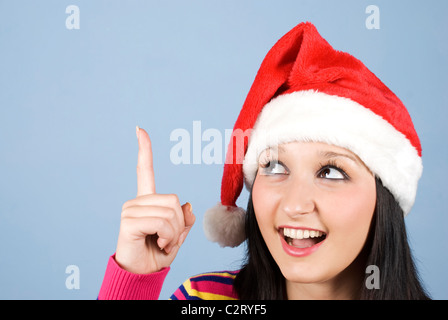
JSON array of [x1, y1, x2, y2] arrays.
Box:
[[233, 177, 431, 300]]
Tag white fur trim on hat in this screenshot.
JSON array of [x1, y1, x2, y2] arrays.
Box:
[[243, 90, 423, 215], [203, 202, 246, 247]]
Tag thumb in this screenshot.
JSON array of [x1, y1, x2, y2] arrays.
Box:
[[178, 202, 196, 246]]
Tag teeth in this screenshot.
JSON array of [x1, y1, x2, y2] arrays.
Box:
[[283, 227, 325, 239]]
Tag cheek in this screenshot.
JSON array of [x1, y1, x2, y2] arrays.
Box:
[[323, 181, 376, 255], [251, 177, 282, 235], [332, 183, 375, 225], [252, 179, 271, 225]]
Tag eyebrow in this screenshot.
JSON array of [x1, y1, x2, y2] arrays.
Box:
[[318, 151, 362, 166], [270, 145, 364, 167], [263, 145, 287, 156]]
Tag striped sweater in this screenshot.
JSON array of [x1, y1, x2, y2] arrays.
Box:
[[98, 254, 239, 300]]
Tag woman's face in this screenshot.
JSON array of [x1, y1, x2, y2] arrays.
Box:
[[252, 141, 376, 292]]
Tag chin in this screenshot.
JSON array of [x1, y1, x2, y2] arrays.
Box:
[[277, 258, 335, 284]]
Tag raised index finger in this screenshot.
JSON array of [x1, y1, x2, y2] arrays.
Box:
[[136, 126, 156, 196]]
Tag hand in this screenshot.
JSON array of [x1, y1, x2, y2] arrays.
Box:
[[115, 126, 195, 274]]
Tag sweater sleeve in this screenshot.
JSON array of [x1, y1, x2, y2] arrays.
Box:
[[98, 253, 170, 300]]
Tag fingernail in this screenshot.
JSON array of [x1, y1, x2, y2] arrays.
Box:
[[186, 202, 192, 214], [136, 125, 140, 139]]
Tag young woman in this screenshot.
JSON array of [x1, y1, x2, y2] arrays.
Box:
[[98, 22, 430, 300]]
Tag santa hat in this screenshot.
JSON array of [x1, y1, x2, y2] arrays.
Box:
[[203, 22, 422, 248]]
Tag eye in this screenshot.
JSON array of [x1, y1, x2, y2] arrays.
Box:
[[260, 160, 288, 175], [318, 166, 347, 180]]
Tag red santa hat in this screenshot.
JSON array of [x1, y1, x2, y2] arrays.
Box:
[[203, 22, 422, 247]]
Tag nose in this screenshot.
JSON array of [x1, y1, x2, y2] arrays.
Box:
[[281, 175, 316, 218]]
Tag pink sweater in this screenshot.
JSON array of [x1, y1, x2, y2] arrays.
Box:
[[98, 254, 239, 300]]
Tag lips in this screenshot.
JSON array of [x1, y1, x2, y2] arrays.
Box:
[[279, 226, 327, 257]]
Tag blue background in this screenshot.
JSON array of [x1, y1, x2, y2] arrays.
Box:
[[0, 0, 447, 299]]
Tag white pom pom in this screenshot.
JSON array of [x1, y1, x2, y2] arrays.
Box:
[[203, 202, 246, 247]]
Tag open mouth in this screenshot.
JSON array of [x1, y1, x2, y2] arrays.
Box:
[[282, 227, 327, 249]]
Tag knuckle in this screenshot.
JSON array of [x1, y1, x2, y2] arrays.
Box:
[[166, 193, 180, 206], [164, 207, 176, 221], [156, 218, 170, 233], [136, 164, 151, 176], [121, 199, 133, 212], [121, 206, 130, 218], [121, 202, 137, 218], [136, 163, 146, 172], [119, 216, 132, 229], [158, 208, 180, 233]]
